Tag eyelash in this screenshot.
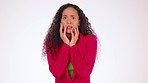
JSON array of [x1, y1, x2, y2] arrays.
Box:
[[63, 17, 66, 19], [72, 17, 75, 19], [62, 17, 76, 20]]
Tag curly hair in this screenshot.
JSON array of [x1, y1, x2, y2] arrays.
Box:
[[42, 3, 96, 57]]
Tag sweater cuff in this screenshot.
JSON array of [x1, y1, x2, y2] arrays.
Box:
[[61, 43, 71, 50]]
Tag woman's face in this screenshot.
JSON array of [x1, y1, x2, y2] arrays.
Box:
[[61, 7, 80, 34]]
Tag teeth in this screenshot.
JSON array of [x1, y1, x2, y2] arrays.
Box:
[[67, 26, 72, 28]]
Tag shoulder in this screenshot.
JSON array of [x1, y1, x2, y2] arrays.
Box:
[[86, 34, 97, 39], [80, 33, 97, 43], [83, 34, 97, 41]]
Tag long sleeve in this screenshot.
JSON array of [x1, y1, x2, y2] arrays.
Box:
[[46, 42, 70, 78], [70, 35, 97, 78]]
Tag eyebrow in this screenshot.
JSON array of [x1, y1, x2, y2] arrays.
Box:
[[62, 15, 76, 17]]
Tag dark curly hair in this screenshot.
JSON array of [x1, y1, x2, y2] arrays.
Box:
[[42, 3, 96, 57]]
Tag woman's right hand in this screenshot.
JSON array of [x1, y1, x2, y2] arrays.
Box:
[[60, 23, 70, 45]]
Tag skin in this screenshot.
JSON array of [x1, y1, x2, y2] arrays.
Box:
[[60, 7, 80, 47]]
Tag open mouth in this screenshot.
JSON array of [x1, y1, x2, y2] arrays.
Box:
[[67, 26, 73, 30]]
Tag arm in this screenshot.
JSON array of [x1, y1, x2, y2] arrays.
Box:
[[46, 23, 71, 78], [70, 35, 97, 78], [46, 42, 70, 78]]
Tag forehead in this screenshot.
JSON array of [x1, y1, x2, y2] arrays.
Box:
[[62, 7, 78, 16]]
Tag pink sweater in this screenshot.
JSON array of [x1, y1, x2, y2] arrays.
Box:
[[46, 33, 97, 83]]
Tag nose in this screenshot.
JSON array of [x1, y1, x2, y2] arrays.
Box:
[[67, 18, 71, 24]]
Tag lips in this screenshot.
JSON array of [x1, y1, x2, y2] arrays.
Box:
[[67, 26, 73, 30]]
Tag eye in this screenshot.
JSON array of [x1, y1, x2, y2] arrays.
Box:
[[72, 17, 75, 19], [62, 17, 67, 19]]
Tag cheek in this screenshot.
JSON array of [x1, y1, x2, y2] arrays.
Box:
[[61, 20, 64, 23], [61, 21, 66, 25], [75, 20, 80, 26], [74, 22, 80, 26], [78, 22, 80, 26], [61, 19, 66, 23]]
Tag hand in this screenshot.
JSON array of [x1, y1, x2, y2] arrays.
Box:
[[69, 26, 79, 47], [59, 23, 70, 45]]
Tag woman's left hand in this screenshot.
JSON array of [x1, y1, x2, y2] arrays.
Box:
[[69, 27, 79, 47]]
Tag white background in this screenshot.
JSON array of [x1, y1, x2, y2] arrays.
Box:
[[0, 0, 148, 83]]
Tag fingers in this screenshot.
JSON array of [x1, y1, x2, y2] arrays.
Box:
[[60, 23, 63, 35], [74, 26, 79, 36], [71, 28, 74, 38], [60, 23, 67, 35], [76, 26, 79, 35], [60, 23, 70, 45], [70, 26, 79, 47], [63, 25, 66, 35], [71, 26, 79, 39]]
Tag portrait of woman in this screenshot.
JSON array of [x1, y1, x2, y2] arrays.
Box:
[[42, 3, 98, 83]]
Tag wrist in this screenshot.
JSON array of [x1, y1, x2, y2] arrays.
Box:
[[69, 42, 76, 47], [65, 42, 70, 46]]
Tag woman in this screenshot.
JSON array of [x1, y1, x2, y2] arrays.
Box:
[[42, 3, 98, 83]]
